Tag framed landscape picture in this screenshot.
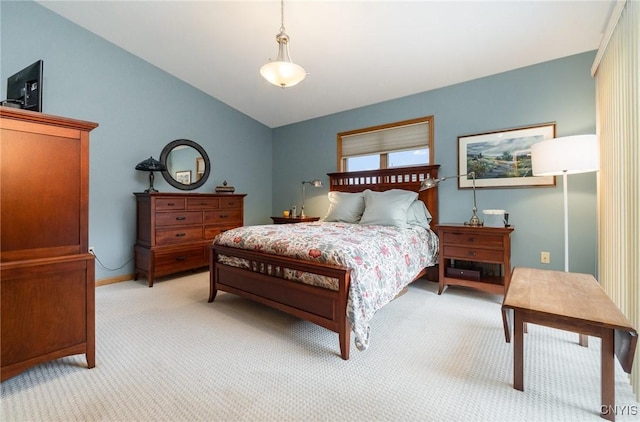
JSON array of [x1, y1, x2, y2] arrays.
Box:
[[458, 123, 557, 188]]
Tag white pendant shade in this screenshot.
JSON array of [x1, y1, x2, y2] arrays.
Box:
[[260, 0, 306, 88], [260, 59, 306, 88], [260, 32, 306, 88], [531, 134, 599, 176]]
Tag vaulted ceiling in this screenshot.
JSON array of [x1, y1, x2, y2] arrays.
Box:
[[38, 1, 614, 128]]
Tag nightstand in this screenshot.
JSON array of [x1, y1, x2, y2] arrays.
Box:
[[271, 216, 320, 224], [435, 223, 514, 295]]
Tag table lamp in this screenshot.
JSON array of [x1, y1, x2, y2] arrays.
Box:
[[300, 179, 323, 218], [420, 171, 482, 226], [135, 156, 167, 193]]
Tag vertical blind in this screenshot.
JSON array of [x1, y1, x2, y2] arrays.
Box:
[[592, 0, 639, 400]]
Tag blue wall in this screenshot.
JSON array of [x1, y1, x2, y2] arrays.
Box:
[[2, 1, 598, 279], [1, 1, 273, 281], [273, 52, 598, 275]]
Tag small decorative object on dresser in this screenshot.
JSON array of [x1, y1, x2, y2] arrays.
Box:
[[134, 192, 245, 287], [271, 216, 320, 224], [215, 180, 235, 193], [435, 223, 514, 295]]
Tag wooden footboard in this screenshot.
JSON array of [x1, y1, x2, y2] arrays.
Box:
[[209, 244, 353, 359]]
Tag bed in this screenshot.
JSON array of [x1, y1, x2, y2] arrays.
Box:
[[208, 165, 440, 359]]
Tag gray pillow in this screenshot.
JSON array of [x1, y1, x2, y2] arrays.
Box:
[[322, 191, 365, 223], [406, 200, 432, 230], [359, 189, 418, 228]]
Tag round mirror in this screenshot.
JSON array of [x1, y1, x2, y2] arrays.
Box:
[[159, 139, 210, 190]]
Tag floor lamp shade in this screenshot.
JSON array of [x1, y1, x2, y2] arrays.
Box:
[[531, 135, 599, 176], [531, 134, 599, 274]]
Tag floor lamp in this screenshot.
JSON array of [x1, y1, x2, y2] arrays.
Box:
[[531, 134, 599, 345]]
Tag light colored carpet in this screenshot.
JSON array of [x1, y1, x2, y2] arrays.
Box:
[[1, 271, 638, 421]]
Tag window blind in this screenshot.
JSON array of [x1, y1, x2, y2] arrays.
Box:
[[341, 121, 429, 157], [592, 0, 639, 401]]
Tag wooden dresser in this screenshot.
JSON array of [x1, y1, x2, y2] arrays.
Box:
[[134, 192, 245, 287], [0, 107, 97, 381]]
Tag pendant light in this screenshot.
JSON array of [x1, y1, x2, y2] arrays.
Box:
[[260, 0, 306, 88]]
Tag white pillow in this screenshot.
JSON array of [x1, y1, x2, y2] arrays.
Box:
[[359, 189, 418, 228], [406, 200, 432, 230], [322, 191, 365, 223]]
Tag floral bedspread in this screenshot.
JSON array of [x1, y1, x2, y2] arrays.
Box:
[[213, 222, 439, 351]]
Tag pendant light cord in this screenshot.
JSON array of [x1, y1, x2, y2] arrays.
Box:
[[280, 0, 285, 33]]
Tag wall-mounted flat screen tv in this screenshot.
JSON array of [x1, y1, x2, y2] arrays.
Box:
[[5, 60, 43, 112]]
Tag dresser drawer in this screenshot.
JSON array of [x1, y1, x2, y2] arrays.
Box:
[[155, 198, 186, 211], [443, 245, 504, 262], [187, 198, 220, 210], [156, 226, 203, 246], [156, 211, 203, 227], [204, 209, 243, 224], [442, 232, 504, 247], [154, 246, 207, 275], [204, 225, 240, 240], [220, 197, 243, 209]]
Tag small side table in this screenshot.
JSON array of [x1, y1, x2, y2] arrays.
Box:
[[271, 216, 320, 224], [502, 267, 637, 421]]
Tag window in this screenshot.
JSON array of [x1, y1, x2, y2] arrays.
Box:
[[337, 116, 433, 172]]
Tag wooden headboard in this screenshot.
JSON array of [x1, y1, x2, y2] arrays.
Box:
[[327, 165, 440, 226]]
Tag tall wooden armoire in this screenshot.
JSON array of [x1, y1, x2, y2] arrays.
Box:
[[0, 107, 98, 381]]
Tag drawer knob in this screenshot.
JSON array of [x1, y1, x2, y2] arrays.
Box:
[[176, 256, 186, 261], [467, 251, 476, 257], [220, 214, 229, 218], [176, 216, 186, 221], [167, 203, 175, 206], [468, 237, 477, 242], [176, 233, 186, 237]]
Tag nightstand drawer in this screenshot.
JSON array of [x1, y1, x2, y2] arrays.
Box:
[[442, 232, 504, 247], [156, 226, 203, 245], [156, 211, 203, 227], [443, 245, 504, 262]]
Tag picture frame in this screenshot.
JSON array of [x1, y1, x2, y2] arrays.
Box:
[[458, 122, 556, 189], [195, 157, 205, 181], [175, 170, 191, 185]]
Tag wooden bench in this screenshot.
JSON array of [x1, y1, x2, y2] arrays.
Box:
[[502, 267, 637, 421]]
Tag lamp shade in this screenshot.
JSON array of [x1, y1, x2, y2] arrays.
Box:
[[260, 32, 306, 88], [135, 156, 166, 172], [531, 135, 599, 176]]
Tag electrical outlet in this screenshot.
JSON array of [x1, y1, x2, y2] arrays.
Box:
[[540, 251, 550, 264], [89, 246, 95, 254]]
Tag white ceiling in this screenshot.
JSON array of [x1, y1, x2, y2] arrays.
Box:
[[37, 1, 614, 128]]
